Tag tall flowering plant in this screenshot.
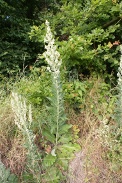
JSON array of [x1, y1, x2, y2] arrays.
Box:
[[11, 92, 41, 181], [116, 45, 122, 127], [41, 20, 80, 181], [43, 20, 67, 146], [10, 20, 80, 182]]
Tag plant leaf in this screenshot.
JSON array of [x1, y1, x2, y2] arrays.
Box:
[[42, 154, 56, 167]]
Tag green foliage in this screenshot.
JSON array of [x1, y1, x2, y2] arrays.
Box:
[[63, 80, 87, 106], [1, 0, 122, 78], [30, 0, 121, 78], [58, 25, 120, 75], [13, 67, 52, 106], [0, 161, 18, 183], [0, 1, 33, 76], [41, 142, 80, 182], [41, 166, 63, 183], [0, 0, 54, 76]]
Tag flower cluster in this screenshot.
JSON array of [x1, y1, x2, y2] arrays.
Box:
[[43, 20, 62, 76], [116, 45, 122, 126], [96, 119, 112, 148], [11, 92, 32, 131], [117, 45, 122, 85]]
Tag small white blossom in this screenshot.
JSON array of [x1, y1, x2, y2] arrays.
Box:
[[47, 66, 51, 72]]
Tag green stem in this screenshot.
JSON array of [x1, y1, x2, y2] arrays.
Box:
[[55, 77, 60, 145]]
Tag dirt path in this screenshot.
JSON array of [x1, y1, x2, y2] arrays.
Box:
[[68, 151, 86, 183]]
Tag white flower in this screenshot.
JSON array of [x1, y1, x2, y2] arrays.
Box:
[[47, 66, 51, 72], [51, 149, 56, 156]]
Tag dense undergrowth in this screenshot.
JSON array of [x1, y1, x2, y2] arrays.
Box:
[[0, 23, 122, 183]]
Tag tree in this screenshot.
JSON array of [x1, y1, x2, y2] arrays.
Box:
[[51, 0, 122, 77], [0, 0, 55, 77], [0, 0, 122, 78]]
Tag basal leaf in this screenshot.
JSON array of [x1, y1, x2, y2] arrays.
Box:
[[42, 129, 55, 143], [42, 154, 57, 167], [59, 124, 72, 135], [58, 134, 72, 143], [58, 143, 81, 156], [0, 161, 18, 183], [42, 167, 60, 183]]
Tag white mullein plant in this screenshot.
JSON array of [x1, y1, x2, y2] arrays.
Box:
[[11, 92, 32, 131], [96, 46, 122, 150], [11, 92, 33, 144], [11, 92, 41, 180], [43, 20, 65, 146], [116, 45, 122, 127], [96, 119, 111, 148]]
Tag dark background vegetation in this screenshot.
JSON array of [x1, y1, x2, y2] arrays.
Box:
[[0, 0, 122, 79]]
